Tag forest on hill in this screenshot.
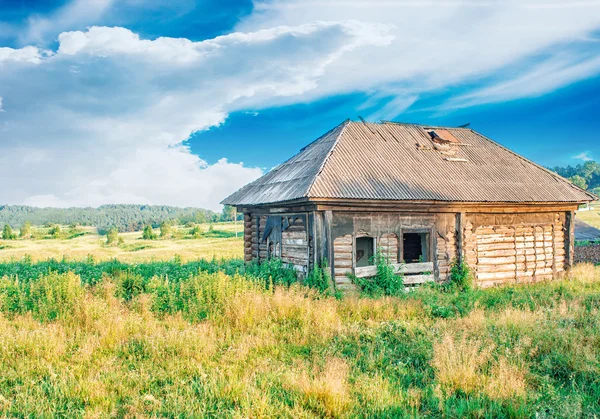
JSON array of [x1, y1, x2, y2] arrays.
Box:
[[0, 204, 238, 234], [552, 160, 600, 196]]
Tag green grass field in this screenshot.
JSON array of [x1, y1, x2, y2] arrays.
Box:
[[0, 263, 599, 417], [1, 222, 600, 417], [0, 222, 243, 262]]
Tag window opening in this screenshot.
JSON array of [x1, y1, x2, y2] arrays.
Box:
[[355, 236, 375, 267], [403, 233, 429, 263]]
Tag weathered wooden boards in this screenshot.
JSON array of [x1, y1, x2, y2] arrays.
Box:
[[436, 213, 457, 282], [333, 234, 353, 289], [379, 233, 399, 264], [243, 213, 259, 262], [243, 212, 310, 276], [354, 262, 434, 286], [244, 208, 573, 292], [330, 213, 438, 289], [281, 217, 309, 274], [469, 216, 566, 288]]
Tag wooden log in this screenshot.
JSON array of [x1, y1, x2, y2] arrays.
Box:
[[282, 231, 308, 239], [478, 264, 526, 273], [476, 237, 518, 245], [477, 271, 516, 281], [335, 267, 353, 276], [477, 249, 517, 258], [403, 274, 434, 284], [478, 256, 520, 264], [334, 236, 353, 245], [334, 245, 353, 253], [334, 260, 353, 268]]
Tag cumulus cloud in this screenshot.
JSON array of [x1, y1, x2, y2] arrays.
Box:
[[0, 23, 392, 210], [1, 0, 600, 209], [0, 45, 49, 64]]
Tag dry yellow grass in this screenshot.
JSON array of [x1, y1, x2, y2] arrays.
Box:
[[1, 266, 600, 416], [433, 333, 528, 401], [0, 222, 243, 262]]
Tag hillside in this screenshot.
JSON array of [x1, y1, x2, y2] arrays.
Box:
[[552, 160, 600, 197], [0, 204, 226, 234]]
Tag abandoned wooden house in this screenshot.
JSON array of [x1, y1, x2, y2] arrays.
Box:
[[222, 120, 596, 289]]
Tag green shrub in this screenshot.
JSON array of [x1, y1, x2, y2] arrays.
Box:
[[147, 272, 256, 321], [444, 259, 473, 292], [190, 224, 203, 238], [160, 221, 172, 238], [304, 260, 333, 294], [114, 271, 145, 301], [49, 224, 61, 239], [352, 249, 404, 297], [245, 258, 298, 289], [0, 272, 83, 321], [19, 221, 32, 239], [142, 225, 157, 240], [2, 224, 17, 240], [106, 227, 119, 246]]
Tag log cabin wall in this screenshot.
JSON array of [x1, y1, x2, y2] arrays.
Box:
[[329, 212, 457, 289], [463, 212, 567, 288], [242, 211, 311, 277], [244, 206, 576, 291]]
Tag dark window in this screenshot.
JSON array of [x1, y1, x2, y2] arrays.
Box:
[[403, 233, 429, 263], [355, 236, 375, 267]]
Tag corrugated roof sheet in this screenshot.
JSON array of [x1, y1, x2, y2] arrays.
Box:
[[222, 121, 347, 206], [222, 120, 596, 206]]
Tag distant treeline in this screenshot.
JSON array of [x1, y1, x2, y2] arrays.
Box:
[[551, 161, 600, 197], [0, 204, 238, 234]]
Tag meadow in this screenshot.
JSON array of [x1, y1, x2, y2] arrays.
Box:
[[1, 218, 600, 417], [0, 258, 599, 417], [0, 222, 243, 262]]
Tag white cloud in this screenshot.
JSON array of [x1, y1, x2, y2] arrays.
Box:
[[1, 1, 600, 209], [22, 0, 115, 45], [442, 53, 600, 109], [0, 46, 48, 64], [0, 23, 391, 210], [239, 0, 600, 111], [573, 152, 594, 162]]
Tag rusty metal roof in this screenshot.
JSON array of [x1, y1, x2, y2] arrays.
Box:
[[222, 120, 595, 206]]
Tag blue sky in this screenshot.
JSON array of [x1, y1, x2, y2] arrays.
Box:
[[1, 0, 600, 210]]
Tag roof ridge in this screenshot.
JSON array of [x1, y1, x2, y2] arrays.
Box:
[[379, 120, 471, 130], [470, 129, 598, 201], [305, 120, 350, 198]]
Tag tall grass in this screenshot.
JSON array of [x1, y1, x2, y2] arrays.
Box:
[[0, 263, 599, 416]]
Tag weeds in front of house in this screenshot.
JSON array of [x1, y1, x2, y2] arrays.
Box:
[[304, 259, 335, 295], [0, 260, 599, 416], [351, 248, 404, 297]]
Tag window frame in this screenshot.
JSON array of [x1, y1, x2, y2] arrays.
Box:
[[354, 233, 377, 269], [400, 228, 433, 264]]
